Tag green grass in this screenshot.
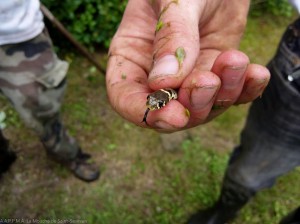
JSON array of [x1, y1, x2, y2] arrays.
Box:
[[1, 14, 300, 224], [240, 14, 297, 65]]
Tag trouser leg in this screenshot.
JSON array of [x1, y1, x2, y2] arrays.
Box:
[[0, 30, 100, 182], [217, 16, 300, 222], [188, 16, 300, 224], [0, 30, 79, 161]]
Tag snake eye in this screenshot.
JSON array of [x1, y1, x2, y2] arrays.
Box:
[[158, 101, 165, 108], [147, 95, 150, 100]]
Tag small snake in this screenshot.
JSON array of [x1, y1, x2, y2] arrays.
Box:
[[142, 88, 178, 125]]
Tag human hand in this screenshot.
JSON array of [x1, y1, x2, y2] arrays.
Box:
[[106, 0, 270, 132]]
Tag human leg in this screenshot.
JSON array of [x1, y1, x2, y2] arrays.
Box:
[[0, 30, 99, 182], [187, 17, 300, 224]]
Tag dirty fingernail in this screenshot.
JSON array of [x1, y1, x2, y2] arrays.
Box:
[[149, 55, 179, 79], [222, 66, 246, 89], [191, 86, 218, 109]]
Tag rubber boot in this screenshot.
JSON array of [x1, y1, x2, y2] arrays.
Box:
[[46, 145, 100, 182], [42, 117, 100, 182], [187, 177, 255, 224], [70, 148, 100, 182], [0, 131, 16, 177], [279, 207, 300, 224], [57, 148, 100, 182]]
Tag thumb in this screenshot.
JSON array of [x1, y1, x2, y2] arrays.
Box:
[[148, 0, 202, 90]]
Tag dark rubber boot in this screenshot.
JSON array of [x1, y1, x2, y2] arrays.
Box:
[[49, 148, 100, 183], [0, 132, 16, 177], [279, 207, 300, 224], [187, 177, 255, 224], [41, 117, 100, 182], [187, 202, 238, 224], [68, 148, 100, 182]]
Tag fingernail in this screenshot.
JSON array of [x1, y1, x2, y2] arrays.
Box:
[[191, 86, 218, 109], [149, 55, 179, 79], [154, 120, 175, 129], [212, 99, 232, 110], [245, 78, 269, 95], [222, 66, 246, 89]]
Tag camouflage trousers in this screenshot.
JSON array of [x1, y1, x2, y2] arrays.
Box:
[[0, 29, 79, 160]]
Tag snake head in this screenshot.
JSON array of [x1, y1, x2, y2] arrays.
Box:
[[142, 88, 178, 125], [146, 95, 166, 110]]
